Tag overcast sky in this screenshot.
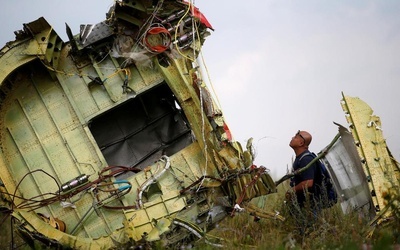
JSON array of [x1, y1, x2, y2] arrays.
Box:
[[1, 1, 399, 180]]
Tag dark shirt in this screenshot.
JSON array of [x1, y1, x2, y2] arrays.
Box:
[[292, 150, 318, 207]]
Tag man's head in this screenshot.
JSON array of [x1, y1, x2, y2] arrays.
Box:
[[289, 130, 312, 153]]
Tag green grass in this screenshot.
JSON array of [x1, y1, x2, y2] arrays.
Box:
[[194, 184, 400, 250]]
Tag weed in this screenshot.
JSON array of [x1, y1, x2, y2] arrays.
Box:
[[196, 184, 371, 250]]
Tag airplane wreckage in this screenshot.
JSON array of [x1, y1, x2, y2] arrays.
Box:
[[0, 0, 399, 249]]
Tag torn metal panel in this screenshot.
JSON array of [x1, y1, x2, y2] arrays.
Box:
[[321, 124, 375, 218], [341, 94, 400, 213], [80, 21, 114, 48], [314, 93, 400, 232], [0, 1, 276, 248]]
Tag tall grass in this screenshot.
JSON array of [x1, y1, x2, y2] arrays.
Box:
[[195, 183, 400, 250]]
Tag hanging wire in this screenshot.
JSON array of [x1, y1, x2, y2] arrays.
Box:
[[134, 0, 165, 52], [11, 169, 61, 211], [1, 164, 142, 212], [173, 2, 193, 61], [189, 0, 209, 186], [198, 51, 221, 110], [190, 0, 199, 63]]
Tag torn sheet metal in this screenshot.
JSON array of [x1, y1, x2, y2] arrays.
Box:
[[0, 1, 277, 249], [321, 124, 375, 218], [319, 94, 400, 227], [80, 21, 114, 48], [341, 94, 400, 213]]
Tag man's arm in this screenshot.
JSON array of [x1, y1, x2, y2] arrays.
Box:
[[293, 179, 314, 193], [285, 179, 314, 199]]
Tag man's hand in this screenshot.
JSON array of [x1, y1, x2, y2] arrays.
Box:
[[285, 189, 295, 201]]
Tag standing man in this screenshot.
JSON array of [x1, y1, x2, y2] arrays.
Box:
[[286, 130, 318, 208], [285, 130, 323, 236]]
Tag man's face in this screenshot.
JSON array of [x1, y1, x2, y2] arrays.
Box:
[[289, 130, 305, 148]]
